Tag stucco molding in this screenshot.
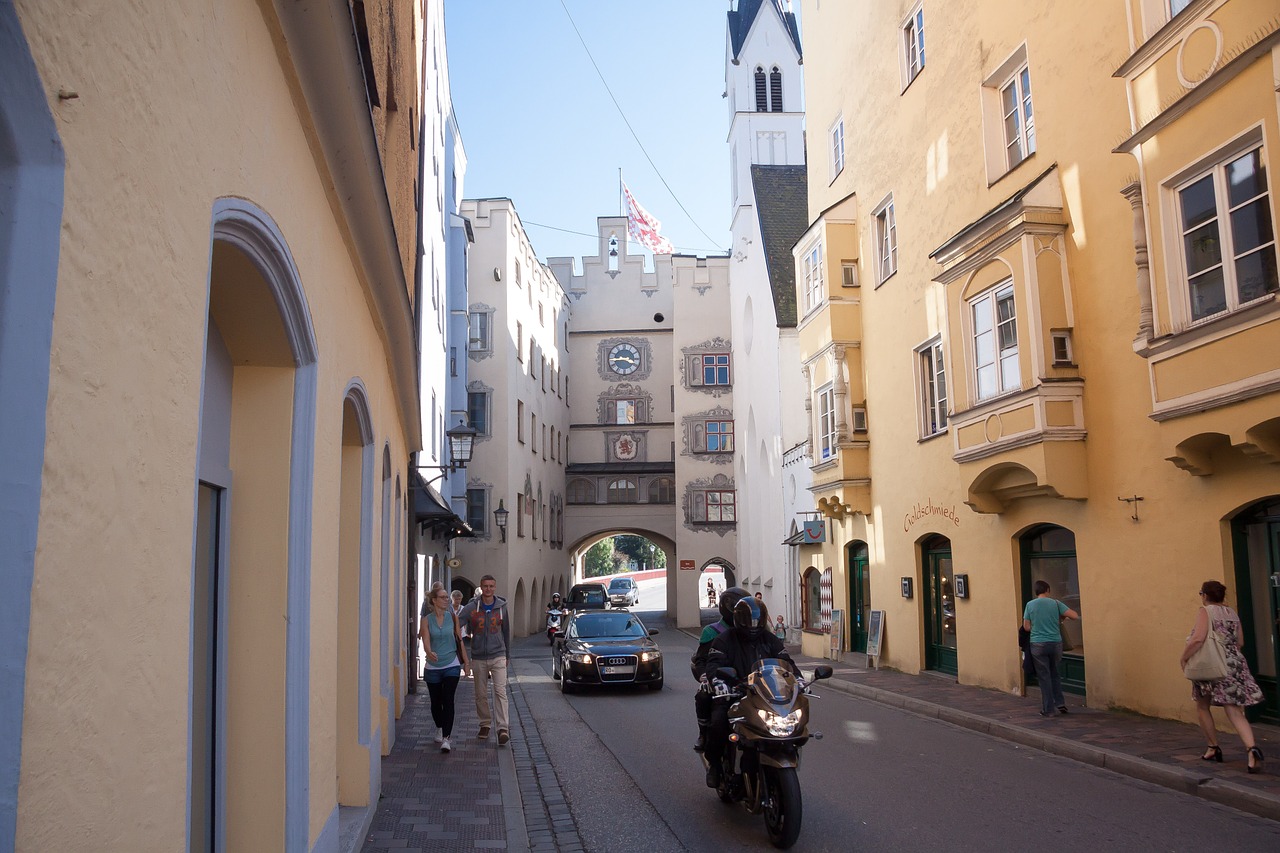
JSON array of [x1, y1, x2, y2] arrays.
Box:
[[597, 336, 653, 380]]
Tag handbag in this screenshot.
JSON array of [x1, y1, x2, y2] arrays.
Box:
[[1183, 606, 1229, 682]]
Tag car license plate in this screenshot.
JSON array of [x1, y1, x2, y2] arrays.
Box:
[[601, 665, 635, 675]]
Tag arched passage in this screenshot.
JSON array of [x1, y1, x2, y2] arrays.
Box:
[[195, 198, 318, 852], [336, 383, 375, 811]]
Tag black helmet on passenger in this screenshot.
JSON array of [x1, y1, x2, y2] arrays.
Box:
[[732, 596, 768, 640], [718, 586, 749, 624]]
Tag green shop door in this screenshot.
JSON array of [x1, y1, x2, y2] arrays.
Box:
[[923, 537, 957, 675], [1232, 498, 1280, 724], [1020, 525, 1086, 696], [848, 542, 870, 653]]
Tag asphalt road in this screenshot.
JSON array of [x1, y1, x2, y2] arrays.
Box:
[[512, 609, 1280, 853]]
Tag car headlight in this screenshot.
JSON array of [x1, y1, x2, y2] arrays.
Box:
[[639, 650, 661, 662], [757, 708, 802, 737], [569, 652, 594, 664]]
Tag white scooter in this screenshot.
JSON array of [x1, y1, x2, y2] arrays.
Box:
[[546, 606, 564, 645]]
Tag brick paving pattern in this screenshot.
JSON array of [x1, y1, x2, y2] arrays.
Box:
[[509, 679, 586, 853], [361, 677, 511, 853]]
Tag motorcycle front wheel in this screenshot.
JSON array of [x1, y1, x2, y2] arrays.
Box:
[[762, 766, 802, 849]]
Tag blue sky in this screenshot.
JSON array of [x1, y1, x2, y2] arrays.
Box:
[[443, 0, 736, 264]]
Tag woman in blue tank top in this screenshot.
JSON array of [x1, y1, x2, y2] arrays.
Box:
[[419, 587, 468, 751]]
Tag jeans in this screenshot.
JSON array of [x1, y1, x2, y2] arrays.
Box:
[[423, 665, 461, 736], [1029, 641, 1065, 713], [473, 656, 509, 732]]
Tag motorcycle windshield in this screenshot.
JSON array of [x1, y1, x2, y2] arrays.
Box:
[[749, 659, 797, 704]]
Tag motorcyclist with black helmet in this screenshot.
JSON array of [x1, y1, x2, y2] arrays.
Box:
[[702, 595, 797, 787], [690, 586, 749, 752]]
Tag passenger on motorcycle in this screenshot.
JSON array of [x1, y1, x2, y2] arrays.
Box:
[[702, 596, 797, 787], [691, 586, 750, 753]]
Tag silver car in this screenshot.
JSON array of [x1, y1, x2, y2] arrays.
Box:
[[607, 576, 639, 607]]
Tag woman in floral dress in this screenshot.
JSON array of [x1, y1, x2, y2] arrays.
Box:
[[1180, 580, 1265, 773]]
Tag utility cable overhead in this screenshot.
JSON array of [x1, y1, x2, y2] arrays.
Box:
[[522, 218, 724, 257], [557, 0, 727, 252]]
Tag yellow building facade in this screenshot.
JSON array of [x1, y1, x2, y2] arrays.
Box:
[[793, 0, 1280, 725], [4, 1, 430, 850]]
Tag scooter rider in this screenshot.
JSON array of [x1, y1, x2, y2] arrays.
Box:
[[545, 592, 565, 643], [703, 596, 797, 788], [691, 586, 749, 753]]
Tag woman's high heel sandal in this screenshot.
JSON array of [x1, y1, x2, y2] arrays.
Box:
[[1247, 746, 1264, 775], [1201, 745, 1223, 762]]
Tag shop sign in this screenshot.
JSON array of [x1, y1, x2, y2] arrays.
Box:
[[903, 498, 961, 532], [679, 559, 696, 571]]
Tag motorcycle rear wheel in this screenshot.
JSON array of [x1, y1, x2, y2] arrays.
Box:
[[762, 766, 802, 849]]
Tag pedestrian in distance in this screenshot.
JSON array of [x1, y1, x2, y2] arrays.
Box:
[[1180, 580, 1265, 773], [418, 586, 467, 753], [773, 614, 787, 640], [451, 589, 472, 678], [458, 575, 511, 746], [1022, 580, 1079, 716]]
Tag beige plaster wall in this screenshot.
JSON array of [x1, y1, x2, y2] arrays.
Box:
[[16, 0, 415, 848]]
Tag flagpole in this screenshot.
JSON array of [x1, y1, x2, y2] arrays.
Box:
[[618, 168, 623, 217]]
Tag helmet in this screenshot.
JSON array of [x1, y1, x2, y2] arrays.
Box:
[[731, 596, 768, 641], [718, 586, 749, 624], [551, 592, 561, 601]]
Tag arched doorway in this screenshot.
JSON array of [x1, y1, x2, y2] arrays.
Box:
[[1231, 497, 1280, 722], [196, 199, 319, 852], [847, 541, 870, 653], [921, 535, 956, 675], [1020, 525, 1085, 696]]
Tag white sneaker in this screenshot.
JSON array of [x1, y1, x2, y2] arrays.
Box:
[[434, 728, 444, 744], [440, 737, 452, 752]]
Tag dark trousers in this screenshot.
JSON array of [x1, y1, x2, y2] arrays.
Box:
[[695, 689, 713, 725], [704, 702, 731, 763], [1030, 641, 1065, 714], [424, 669, 461, 737]]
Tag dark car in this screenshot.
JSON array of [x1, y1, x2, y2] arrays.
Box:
[[607, 576, 639, 607], [566, 582, 609, 610], [551, 610, 663, 693]]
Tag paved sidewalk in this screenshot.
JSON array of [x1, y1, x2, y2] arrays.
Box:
[[360, 666, 585, 853], [785, 645, 1280, 822]]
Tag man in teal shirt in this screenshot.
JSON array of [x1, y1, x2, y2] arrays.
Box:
[[1022, 580, 1080, 716]]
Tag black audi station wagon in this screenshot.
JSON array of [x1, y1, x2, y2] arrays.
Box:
[[551, 610, 663, 693]]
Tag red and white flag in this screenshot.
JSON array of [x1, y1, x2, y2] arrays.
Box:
[[622, 181, 674, 255]]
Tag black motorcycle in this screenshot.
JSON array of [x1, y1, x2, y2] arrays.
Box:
[[702, 658, 833, 849]]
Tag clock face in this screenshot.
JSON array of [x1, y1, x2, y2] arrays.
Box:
[[608, 343, 640, 375]]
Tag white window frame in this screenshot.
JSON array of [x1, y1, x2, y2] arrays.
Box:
[[999, 64, 1035, 171], [916, 337, 948, 437], [829, 117, 845, 181], [612, 399, 640, 424], [980, 45, 1034, 184], [802, 240, 825, 314], [703, 420, 734, 453], [901, 3, 926, 89], [468, 310, 491, 353], [817, 384, 837, 461], [872, 196, 897, 285], [1166, 135, 1277, 327], [970, 281, 1021, 402]]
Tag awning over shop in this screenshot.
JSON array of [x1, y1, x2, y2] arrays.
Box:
[[410, 470, 472, 539], [781, 529, 806, 546]]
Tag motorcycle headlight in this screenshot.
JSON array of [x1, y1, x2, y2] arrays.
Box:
[[569, 652, 594, 664], [757, 708, 802, 737], [639, 650, 661, 662]]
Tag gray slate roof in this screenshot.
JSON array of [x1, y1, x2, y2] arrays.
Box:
[[728, 0, 802, 62], [750, 165, 808, 328]]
